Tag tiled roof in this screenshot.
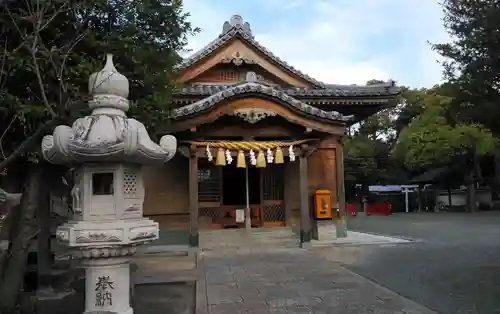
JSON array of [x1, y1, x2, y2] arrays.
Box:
[[179, 15, 326, 88], [170, 81, 354, 122], [175, 81, 401, 98]]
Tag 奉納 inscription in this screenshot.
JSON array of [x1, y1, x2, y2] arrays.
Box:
[[95, 275, 114, 307]]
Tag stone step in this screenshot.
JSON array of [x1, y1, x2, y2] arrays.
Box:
[[24, 259, 83, 292], [33, 288, 83, 314]]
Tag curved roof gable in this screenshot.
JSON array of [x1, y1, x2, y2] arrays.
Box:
[[179, 15, 325, 88], [176, 81, 401, 98], [170, 81, 354, 122]]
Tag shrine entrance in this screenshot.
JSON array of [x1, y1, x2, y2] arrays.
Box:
[[198, 159, 285, 229], [221, 164, 260, 207], [221, 164, 261, 228], [163, 94, 350, 249], [261, 164, 285, 227]]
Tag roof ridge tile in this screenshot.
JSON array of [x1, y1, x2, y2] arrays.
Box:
[[171, 82, 354, 122]]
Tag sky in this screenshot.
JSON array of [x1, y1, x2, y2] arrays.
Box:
[[181, 0, 451, 88]]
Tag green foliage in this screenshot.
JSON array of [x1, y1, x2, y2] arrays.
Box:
[[357, 108, 397, 142], [394, 91, 497, 170], [344, 135, 378, 184], [344, 80, 415, 187], [346, 81, 497, 186], [433, 0, 500, 133], [0, 0, 198, 167]]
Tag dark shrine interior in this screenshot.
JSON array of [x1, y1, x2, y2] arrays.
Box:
[[222, 164, 260, 205]]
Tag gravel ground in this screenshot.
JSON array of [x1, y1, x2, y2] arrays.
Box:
[[326, 211, 500, 314]]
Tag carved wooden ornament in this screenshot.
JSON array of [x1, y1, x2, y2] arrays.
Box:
[[230, 108, 277, 124]]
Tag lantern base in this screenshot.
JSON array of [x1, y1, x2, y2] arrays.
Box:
[[82, 258, 133, 314]]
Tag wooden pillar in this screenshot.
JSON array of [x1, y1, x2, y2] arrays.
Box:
[[335, 138, 347, 238], [299, 145, 311, 247], [189, 145, 199, 248]]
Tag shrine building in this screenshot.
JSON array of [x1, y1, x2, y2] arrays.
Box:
[[142, 15, 401, 246]]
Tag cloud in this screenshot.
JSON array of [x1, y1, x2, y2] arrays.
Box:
[[181, 0, 451, 88]]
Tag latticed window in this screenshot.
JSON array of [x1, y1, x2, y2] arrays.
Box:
[[219, 70, 239, 81], [198, 161, 221, 202], [123, 170, 138, 197]]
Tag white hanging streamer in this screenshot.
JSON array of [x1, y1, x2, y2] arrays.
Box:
[[249, 149, 257, 165], [225, 149, 233, 164], [206, 145, 213, 161], [266, 148, 274, 163], [288, 145, 296, 162]]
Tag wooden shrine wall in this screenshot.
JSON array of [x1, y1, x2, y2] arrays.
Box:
[[283, 147, 338, 225], [142, 155, 190, 229]]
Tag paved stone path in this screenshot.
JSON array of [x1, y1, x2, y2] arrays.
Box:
[[198, 246, 437, 314], [131, 252, 197, 313]]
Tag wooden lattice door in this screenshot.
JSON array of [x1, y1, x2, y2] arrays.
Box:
[[261, 164, 285, 227]]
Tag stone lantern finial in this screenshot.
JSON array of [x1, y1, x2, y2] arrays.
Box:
[[88, 54, 130, 113], [42, 53, 177, 165]]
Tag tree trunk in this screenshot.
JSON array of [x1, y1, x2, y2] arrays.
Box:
[[493, 156, 500, 200], [0, 165, 43, 313], [36, 166, 52, 292], [467, 171, 477, 212], [467, 148, 478, 212], [417, 185, 423, 212], [0, 202, 22, 280]]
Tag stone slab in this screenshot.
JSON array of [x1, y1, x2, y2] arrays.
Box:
[[132, 253, 196, 284], [135, 282, 195, 314], [197, 247, 437, 314]]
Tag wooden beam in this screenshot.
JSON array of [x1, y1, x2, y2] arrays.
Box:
[[335, 137, 347, 238], [299, 147, 311, 247], [189, 145, 199, 247]]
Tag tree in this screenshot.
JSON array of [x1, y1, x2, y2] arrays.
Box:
[[0, 0, 197, 311], [393, 87, 497, 211], [394, 89, 496, 169], [344, 79, 408, 198], [344, 135, 378, 185], [433, 0, 500, 133]]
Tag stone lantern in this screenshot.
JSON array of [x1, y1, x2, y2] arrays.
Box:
[[41, 54, 176, 314]]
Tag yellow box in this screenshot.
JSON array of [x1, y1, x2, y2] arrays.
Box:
[[314, 189, 332, 219]]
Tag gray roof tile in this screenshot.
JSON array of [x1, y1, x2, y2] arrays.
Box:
[[170, 82, 354, 122], [175, 81, 400, 98]]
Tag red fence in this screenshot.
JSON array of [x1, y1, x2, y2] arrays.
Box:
[[346, 204, 358, 217], [366, 201, 392, 216]]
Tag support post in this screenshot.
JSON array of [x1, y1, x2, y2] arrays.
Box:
[[189, 145, 199, 248], [335, 138, 347, 238], [405, 188, 409, 213], [299, 146, 311, 248], [245, 167, 251, 230]]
